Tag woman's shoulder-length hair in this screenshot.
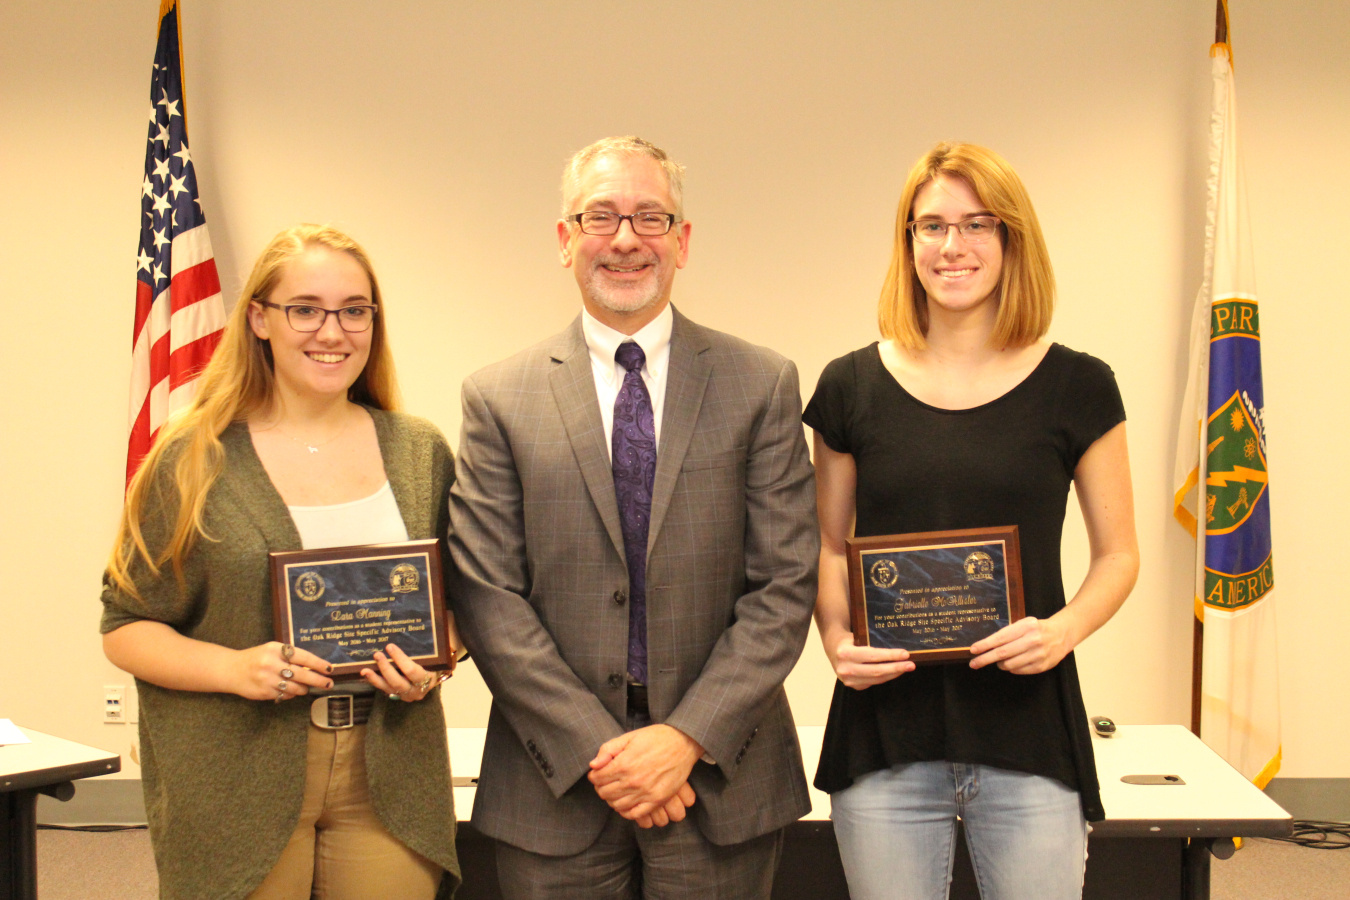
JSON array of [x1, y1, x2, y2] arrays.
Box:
[[878, 142, 1055, 351]]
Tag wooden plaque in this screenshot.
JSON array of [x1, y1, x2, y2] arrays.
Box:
[[846, 526, 1025, 664], [269, 539, 450, 679]]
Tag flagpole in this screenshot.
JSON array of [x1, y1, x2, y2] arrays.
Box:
[[1192, 0, 1232, 738]]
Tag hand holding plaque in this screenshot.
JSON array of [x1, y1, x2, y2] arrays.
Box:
[[846, 526, 1025, 664], [270, 539, 452, 679]]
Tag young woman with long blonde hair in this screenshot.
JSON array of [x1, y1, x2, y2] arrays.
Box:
[[103, 224, 460, 900]]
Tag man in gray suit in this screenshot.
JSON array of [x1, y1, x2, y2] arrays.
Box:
[[448, 135, 818, 898]]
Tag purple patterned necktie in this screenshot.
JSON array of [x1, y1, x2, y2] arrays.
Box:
[[613, 341, 655, 686]]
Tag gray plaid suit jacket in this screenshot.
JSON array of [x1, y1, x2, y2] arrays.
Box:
[[447, 307, 818, 856]]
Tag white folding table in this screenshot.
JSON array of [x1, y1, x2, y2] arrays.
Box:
[[446, 723, 1291, 900], [1, 727, 120, 900]]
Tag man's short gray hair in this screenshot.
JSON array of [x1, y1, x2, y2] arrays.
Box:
[[560, 136, 686, 217]]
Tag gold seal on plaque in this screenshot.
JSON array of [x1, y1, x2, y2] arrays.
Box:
[[869, 558, 899, 588], [389, 563, 420, 593], [295, 571, 325, 601], [963, 551, 994, 581]]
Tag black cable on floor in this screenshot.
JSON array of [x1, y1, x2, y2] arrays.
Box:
[[36, 824, 148, 833], [1268, 820, 1350, 850]]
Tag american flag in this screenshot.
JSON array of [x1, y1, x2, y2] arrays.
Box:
[[128, 0, 225, 483]]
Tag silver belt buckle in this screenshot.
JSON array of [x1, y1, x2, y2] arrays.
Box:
[[310, 695, 355, 730]]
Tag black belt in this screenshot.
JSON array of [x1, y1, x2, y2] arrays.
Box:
[[310, 693, 373, 729], [627, 683, 649, 717]]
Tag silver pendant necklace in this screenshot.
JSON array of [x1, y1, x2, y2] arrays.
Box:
[[272, 415, 351, 454]]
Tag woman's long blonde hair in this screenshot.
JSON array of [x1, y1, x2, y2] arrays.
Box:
[[107, 224, 401, 599], [878, 142, 1055, 350]]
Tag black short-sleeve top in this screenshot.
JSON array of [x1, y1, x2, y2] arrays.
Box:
[[803, 342, 1125, 821]]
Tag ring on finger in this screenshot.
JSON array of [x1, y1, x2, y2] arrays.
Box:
[[275, 680, 288, 692], [416, 674, 435, 693], [281, 643, 295, 662], [273, 689, 287, 703], [280, 668, 294, 680]]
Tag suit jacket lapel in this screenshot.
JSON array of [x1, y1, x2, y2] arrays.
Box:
[[549, 317, 627, 559], [649, 308, 711, 550]]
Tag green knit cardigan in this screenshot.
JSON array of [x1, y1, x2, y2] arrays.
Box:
[[101, 409, 460, 899]]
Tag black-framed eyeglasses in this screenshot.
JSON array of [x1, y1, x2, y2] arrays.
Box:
[[566, 211, 680, 236], [255, 300, 378, 333], [907, 215, 1002, 244]]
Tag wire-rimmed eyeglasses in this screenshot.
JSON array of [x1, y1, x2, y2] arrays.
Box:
[[255, 300, 378, 333], [907, 215, 1002, 244]]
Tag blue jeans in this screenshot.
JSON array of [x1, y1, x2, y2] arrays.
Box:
[[830, 761, 1088, 900]]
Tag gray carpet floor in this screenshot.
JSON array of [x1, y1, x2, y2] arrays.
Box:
[[35, 828, 1350, 899]]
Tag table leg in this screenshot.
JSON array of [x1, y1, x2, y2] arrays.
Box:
[[0, 788, 39, 900], [1182, 837, 1210, 900]]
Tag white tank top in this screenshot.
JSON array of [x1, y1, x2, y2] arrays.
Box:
[[289, 482, 408, 698], [287, 481, 408, 549]]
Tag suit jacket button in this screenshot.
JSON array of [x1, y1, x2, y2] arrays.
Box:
[[608, 673, 624, 689], [613, 590, 627, 605]]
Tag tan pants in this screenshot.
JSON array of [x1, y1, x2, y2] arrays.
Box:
[[248, 724, 441, 900]]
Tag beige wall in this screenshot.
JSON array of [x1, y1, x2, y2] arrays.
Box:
[[2, 1, 1345, 781]]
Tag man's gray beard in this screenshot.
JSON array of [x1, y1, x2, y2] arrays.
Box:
[[582, 259, 662, 316]]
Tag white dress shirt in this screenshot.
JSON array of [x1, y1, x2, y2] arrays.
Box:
[[581, 303, 673, 461]]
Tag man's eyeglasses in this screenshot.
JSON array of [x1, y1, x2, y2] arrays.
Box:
[[567, 211, 680, 236], [255, 300, 378, 333], [907, 215, 1002, 244]]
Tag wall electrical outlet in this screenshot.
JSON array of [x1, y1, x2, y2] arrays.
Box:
[[104, 684, 126, 723]]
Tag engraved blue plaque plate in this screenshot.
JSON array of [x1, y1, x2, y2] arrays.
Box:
[[270, 539, 449, 678], [846, 527, 1024, 664]]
